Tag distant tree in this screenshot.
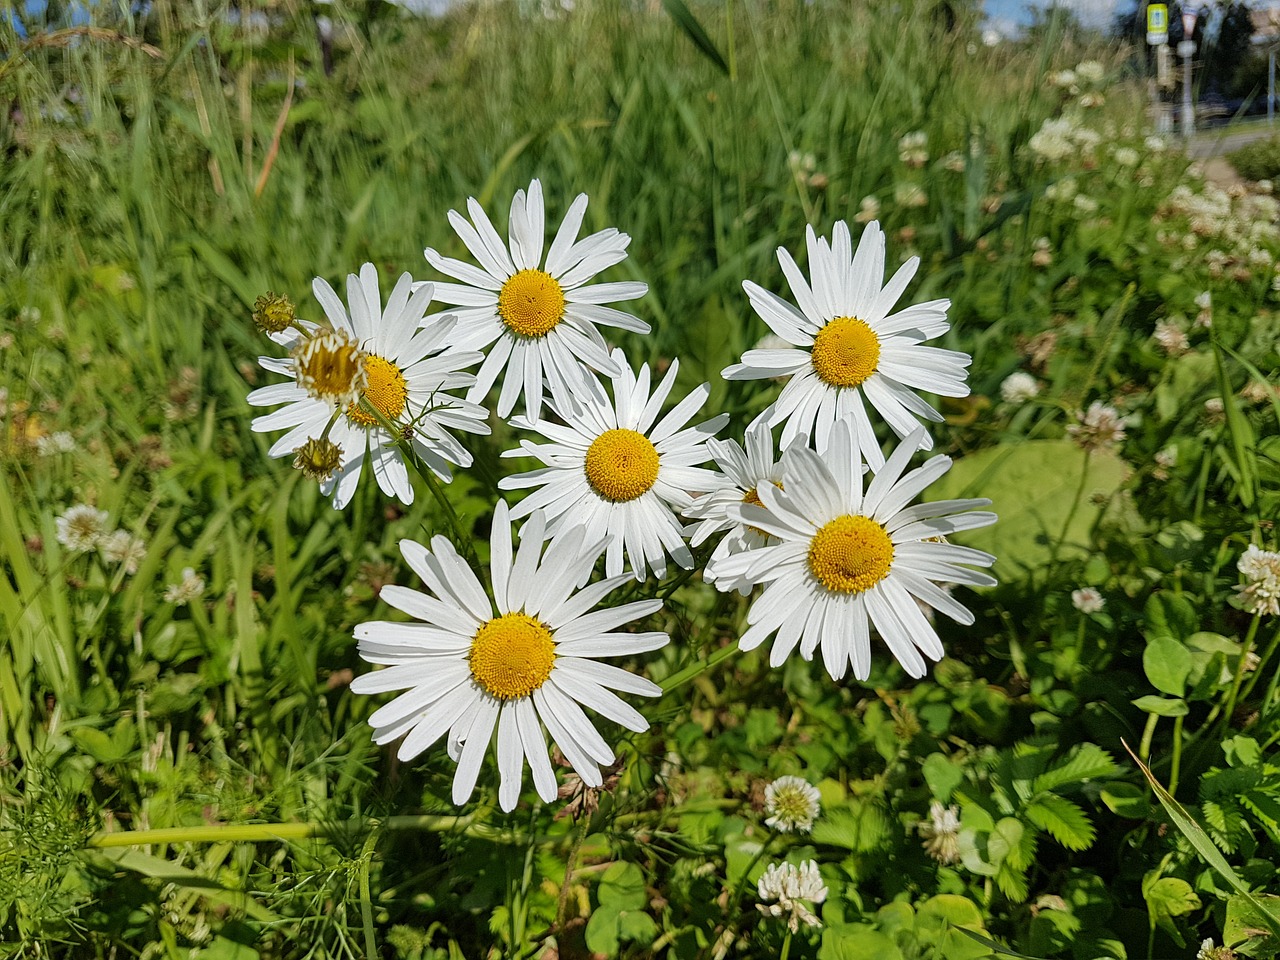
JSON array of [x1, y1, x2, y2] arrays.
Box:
[[1194, 2, 1255, 96]]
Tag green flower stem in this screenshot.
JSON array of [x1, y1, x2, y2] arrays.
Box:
[[1138, 711, 1159, 766], [1217, 614, 1261, 736], [1239, 620, 1280, 705], [86, 814, 511, 849], [658, 641, 739, 694], [1168, 714, 1184, 796], [780, 929, 793, 960]]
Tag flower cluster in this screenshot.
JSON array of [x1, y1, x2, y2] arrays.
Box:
[[246, 181, 996, 812]]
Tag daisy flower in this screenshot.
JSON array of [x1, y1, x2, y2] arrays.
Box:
[[247, 264, 490, 509], [684, 421, 794, 595], [499, 348, 728, 581], [423, 179, 649, 423], [709, 420, 996, 681], [350, 501, 668, 811], [723, 220, 971, 467]]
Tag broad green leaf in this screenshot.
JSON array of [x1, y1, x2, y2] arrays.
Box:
[[1225, 894, 1280, 958], [1144, 593, 1199, 643], [1143, 876, 1200, 946], [1143, 636, 1192, 697], [597, 861, 647, 910], [819, 925, 905, 960], [190, 940, 260, 960], [923, 753, 965, 802], [1132, 695, 1188, 717], [1025, 794, 1095, 851], [917, 895, 993, 960], [585, 902, 623, 957], [1100, 783, 1151, 819], [926, 440, 1129, 581], [954, 928, 1054, 959], [100, 850, 279, 923]]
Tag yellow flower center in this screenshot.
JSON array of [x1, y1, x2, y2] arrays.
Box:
[[742, 481, 783, 536], [810, 317, 881, 388], [293, 329, 367, 407], [497, 269, 566, 338], [469, 612, 556, 701], [347, 354, 408, 427], [584, 428, 660, 502], [807, 514, 894, 593]]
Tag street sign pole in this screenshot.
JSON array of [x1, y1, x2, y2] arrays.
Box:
[[1179, 10, 1198, 139]]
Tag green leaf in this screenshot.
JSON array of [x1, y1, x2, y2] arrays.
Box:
[[1225, 894, 1280, 958], [1144, 593, 1199, 643], [585, 902, 623, 957], [597, 862, 647, 910], [923, 753, 965, 802], [1025, 794, 1095, 851], [916, 895, 994, 960], [954, 928, 1054, 960], [1032, 743, 1119, 792], [1131, 695, 1188, 717], [1143, 637, 1192, 697], [819, 925, 905, 960], [1127, 745, 1280, 943], [926, 440, 1129, 581], [190, 940, 260, 960], [1100, 783, 1152, 820], [1143, 876, 1200, 947], [660, 0, 730, 75], [99, 850, 279, 923], [69, 727, 130, 764], [1212, 338, 1257, 507]]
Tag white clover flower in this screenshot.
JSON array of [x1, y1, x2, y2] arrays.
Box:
[[1073, 194, 1099, 215], [1000, 372, 1040, 404], [1067, 402, 1125, 451], [1050, 69, 1077, 89], [36, 431, 75, 456], [918, 801, 962, 864], [757, 861, 827, 933], [99, 530, 147, 575], [1075, 60, 1105, 84], [894, 183, 928, 208], [164, 567, 206, 606], [55, 505, 109, 553], [1154, 446, 1178, 480], [854, 195, 880, 223], [1113, 146, 1140, 167], [1029, 118, 1076, 161], [764, 776, 821, 833], [1237, 544, 1280, 617], [1153, 320, 1189, 356], [1145, 135, 1166, 152], [1071, 587, 1105, 614]]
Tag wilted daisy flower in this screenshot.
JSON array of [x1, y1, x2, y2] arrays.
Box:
[[918, 801, 962, 864], [99, 530, 146, 574], [757, 861, 827, 932], [723, 220, 971, 468], [55, 504, 109, 553], [163, 567, 205, 605], [248, 266, 489, 509], [1236, 544, 1280, 617], [423, 179, 649, 423], [252, 291, 297, 336], [1071, 587, 1105, 614], [500, 348, 728, 581], [764, 775, 821, 833], [685, 422, 793, 595], [1153, 319, 1189, 355], [709, 421, 997, 681], [1066, 401, 1125, 451], [350, 501, 668, 810], [1000, 371, 1039, 404]]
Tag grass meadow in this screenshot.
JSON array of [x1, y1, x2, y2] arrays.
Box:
[[3, 1, 1280, 958]]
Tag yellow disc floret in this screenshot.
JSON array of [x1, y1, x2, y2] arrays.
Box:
[[807, 514, 894, 593], [469, 612, 556, 701], [497, 269, 566, 338], [810, 317, 881, 388], [347, 354, 408, 428], [584, 428, 660, 502]]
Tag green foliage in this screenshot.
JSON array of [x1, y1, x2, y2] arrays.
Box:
[[1228, 136, 1280, 182]]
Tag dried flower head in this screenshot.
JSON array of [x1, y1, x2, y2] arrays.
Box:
[[764, 776, 821, 833], [163, 567, 206, 606], [1153, 320, 1189, 356], [757, 861, 827, 933], [1067, 402, 1126, 451], [293, 436, 343, 482], [99, 530, 147, 575], [918, 801, 962, 864], [1236, 544, 1280, 617], [252, 291, 297, 335], [55, 505, 109, 553], [291, 328, 368, 409]]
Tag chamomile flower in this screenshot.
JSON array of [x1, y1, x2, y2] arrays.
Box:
[[500, 348, 728, 581], [423, 179, 649, 423], [350, 501, 668, 811], [684, 421, 793, 595], [709, 420, 996, 681], [723, 220, 971, 467], [247, 265, 489, 509]]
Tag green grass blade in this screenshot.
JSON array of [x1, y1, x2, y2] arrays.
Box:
[[661, 0, 730, 75]]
